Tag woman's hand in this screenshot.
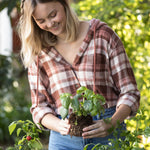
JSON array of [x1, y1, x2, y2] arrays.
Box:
[[82, 105, 132, 139], [82, 119, 114, 139], [41, 114, 70, 135], [58, 118, 70, 135]]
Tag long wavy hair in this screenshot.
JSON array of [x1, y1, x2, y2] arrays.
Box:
[[18, 0, 79, 68]]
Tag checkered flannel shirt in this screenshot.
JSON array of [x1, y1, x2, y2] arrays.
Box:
[[28, 19, 140, 127]]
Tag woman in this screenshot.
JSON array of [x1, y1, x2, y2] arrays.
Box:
[[18, 0, 140, 149]]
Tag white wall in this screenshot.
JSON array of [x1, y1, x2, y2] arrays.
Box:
[[0, 8, 12, 56]]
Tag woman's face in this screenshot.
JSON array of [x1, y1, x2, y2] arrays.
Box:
[[32, 1, 67, 39]]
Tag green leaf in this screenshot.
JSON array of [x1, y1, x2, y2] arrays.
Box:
[[8, 122, 17, 135], [74, 93, 82, 100], [144, 126, 150, 137], [95, 94, 105, 104], [37, 123, 44, 130], [92, 144, 103, 150], [83, 100, 93, 112], [93, 100, 105, 115], [83, 144, 94, 150], [17, 128, 22, 137], [60, 106, 68, 119], [36, 129, 42, 133], [18, 136, 26, 145], [90, 108, 98, 116], [71, 94, 80, 111], [60, 93, 72, 98], [31, 139, 43, 149], [93, 98, 99, 105], [17, 120, 25, 124], [22, 124, 28, 132], [60, 93, 72, 109], [77, 86, 87, 94], [26, 120, 34, 125], [84, 89, 94, 99], [28, 142, 32, 148], [76, 110, 82, 116], [60, 97, 70, 109]]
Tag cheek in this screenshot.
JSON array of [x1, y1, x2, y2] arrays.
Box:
[[56, 12, 66, 23], [36, 23, 46, 30]]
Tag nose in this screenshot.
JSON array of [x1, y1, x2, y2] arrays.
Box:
[[46, 20, 54, 28]]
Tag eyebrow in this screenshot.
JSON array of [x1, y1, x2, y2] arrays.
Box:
[[35, 9, 56, 21]]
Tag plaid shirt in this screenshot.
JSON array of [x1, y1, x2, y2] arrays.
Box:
[[28, 19, 140, 126]]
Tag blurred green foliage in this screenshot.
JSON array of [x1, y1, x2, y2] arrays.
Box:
[[0, 55, 31, 144], [0, 0, 20, 15]]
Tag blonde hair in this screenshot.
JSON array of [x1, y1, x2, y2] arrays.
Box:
[[18, 0, 79, 68]]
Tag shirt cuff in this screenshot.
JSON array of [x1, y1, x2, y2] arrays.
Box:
[[116, 92, 140, 117], [31, 106, 55, 130]]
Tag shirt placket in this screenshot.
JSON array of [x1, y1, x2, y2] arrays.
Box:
[[52, 48, 81, 90], [70, 66, 81, 89]]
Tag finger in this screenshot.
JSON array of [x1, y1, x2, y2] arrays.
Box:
[[63, 123, 70, 129], [59, 127, 70, 135], [93, 120, 105, 125], [60, 119, 70, 128], [62, 119, 70, 126], [93, 120, 98, 123], [83, 122, 100, 132], [82, 126, 109, 138], [83, 131, 107, 139], [64, 118, 69, 123], [82, 128, 99, 137], [82, 127, 109, 138], [60, 131, 69, 136], [61, 129, 70, 135]]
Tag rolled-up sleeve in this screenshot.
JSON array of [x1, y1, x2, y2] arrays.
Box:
[[28, 62, 56, 129], [109, 32, 140, 116]]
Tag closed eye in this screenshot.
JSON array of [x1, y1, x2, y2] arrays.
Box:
[[33, 9, 57, 24], [49, 10, 57, 18], [39, 20, 45, 24]]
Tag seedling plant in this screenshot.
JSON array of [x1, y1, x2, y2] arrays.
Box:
[[60, 86, 106, 119], [60, 86, 106, 136]]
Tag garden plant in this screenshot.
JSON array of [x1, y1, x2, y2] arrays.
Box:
[[83, 108, 150, 150], [7, 120, 43, 150], [60, 86, 106, 137], [6, 107, 150, 150], [0, 55, 32, 146]]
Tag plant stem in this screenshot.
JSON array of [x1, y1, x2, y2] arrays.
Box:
[[83, 97, 85, 103]]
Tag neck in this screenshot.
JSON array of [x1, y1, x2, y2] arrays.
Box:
[[57, 36, 67, 44], [56, 21, 89, 45]]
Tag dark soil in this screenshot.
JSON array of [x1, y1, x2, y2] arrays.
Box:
[[69, 113, 93, 137]]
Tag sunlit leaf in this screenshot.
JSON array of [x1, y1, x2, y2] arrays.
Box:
[[8, 122, 17, 135]]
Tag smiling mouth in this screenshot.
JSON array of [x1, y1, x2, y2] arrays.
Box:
[[46, 23, 61, 33], [52, 23, 59, 29]]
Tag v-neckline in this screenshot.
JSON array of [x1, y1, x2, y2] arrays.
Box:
[[52, 22, 92, 67], [52, 39, 87, 67]]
